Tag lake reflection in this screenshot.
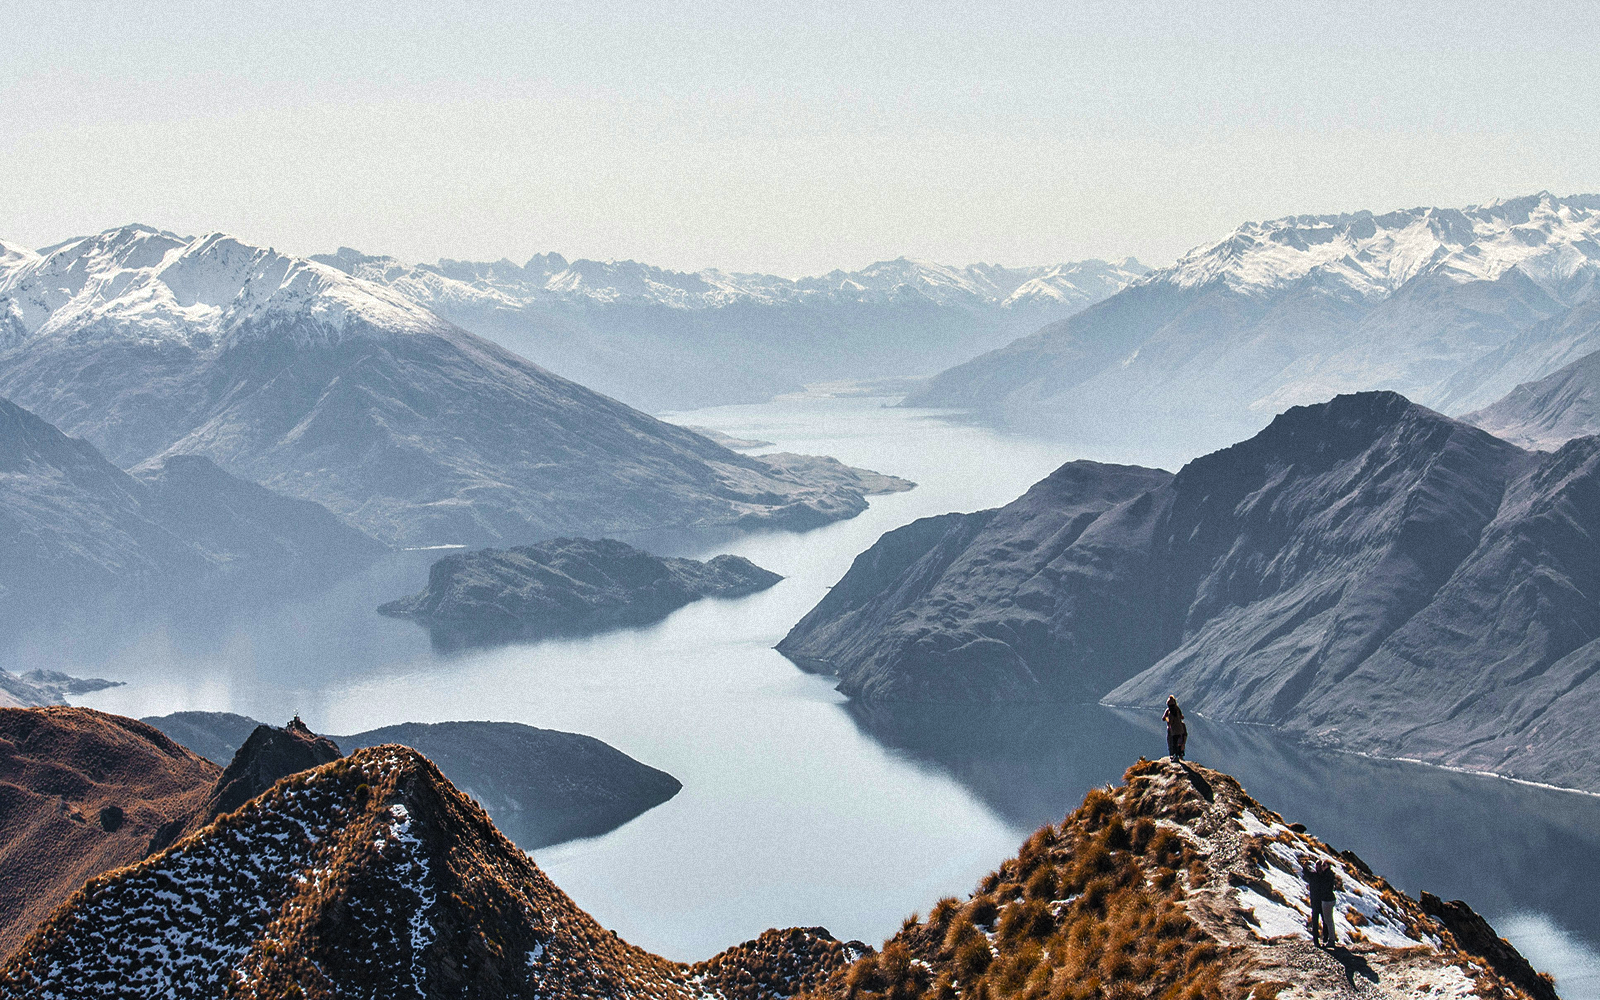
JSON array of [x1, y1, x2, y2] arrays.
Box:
[[19, 394, 1600, 996]]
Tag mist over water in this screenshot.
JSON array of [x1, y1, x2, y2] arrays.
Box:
[[18, 394, 1599, 992]]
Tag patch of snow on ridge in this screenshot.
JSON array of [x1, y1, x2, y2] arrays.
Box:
[[0, 225, 452, 350], [1158, 192, 1600, 300]]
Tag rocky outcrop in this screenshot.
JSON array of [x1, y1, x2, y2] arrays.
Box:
[[380, 537, 784, 649], [192, 720, 342, 830], [1420, 892, 1559, 1000], [333, 721, 681, 848], [788, 391, 1600, 790], [805, 759, 1554, 1000], [143, 711, 684, 849], [0, 745, 854, 999], [0, 707, 218, 960]]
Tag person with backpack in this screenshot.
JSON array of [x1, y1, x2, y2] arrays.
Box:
[[1306, 859, 1339, 947], [1164, 695, 1188, 762]]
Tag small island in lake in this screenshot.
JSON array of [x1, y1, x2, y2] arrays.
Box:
[[379, 536, 783, 650]]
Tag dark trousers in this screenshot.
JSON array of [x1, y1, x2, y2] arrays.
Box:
[[1167, 730, 1186, 760], [1309, 900, 1335, 944]]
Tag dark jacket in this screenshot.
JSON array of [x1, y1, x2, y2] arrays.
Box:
[[1307, 866, 1338, 903]]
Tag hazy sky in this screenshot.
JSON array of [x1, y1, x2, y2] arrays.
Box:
[[5, 2, 1598, 275]]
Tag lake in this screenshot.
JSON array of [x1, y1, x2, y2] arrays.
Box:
[[20, 393, 1600, 997]]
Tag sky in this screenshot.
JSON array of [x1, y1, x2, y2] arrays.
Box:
[[4, 1, 1599, 276]]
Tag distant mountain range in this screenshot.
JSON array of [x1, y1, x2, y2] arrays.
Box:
[[0, 226, 910, 550], [782, 391, 1600, 792], [910, 192, 1600, 461], [313, 247, 1148, 410]]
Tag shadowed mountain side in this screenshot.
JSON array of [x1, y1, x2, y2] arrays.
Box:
[[334, 722, 682, 849], [142, 712, 683, 850], [0, 745, 856, 999], [0, 708, 219, 961], [0, 396, 385, 619], [379, 537, 784, 651], [1465, 342, 1600, 449], [777, 460, 1175, 700], [787, 391, 1600, 789]]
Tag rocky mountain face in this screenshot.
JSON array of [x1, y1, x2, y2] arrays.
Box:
[[0, 226, 912, 548], [313, 247, 1149, 410], [778, 461, 1174, 701], [786, 391, 1600, 791], [910, 193, 1600, 461], [0, 707, 219, 960], [142, 711, 684, 850], [0, 670, 120, 709], [0, 395, 385, 616], [0, 743, 860, 1000], [807, 759, 1554, 1000], [1464, 343, 1600, 449], [380, 537, 784, 650]]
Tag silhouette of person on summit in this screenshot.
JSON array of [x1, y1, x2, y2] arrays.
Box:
[[1164, 696, 1187, 762], [1306, 859, 1339, 947]]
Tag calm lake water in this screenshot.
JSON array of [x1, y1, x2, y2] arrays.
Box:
[[18, 394, 1600, 997]]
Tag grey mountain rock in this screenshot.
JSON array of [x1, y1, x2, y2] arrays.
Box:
[[0, 396, 383, 616], [313, 248, 1150, 410], [910, 193, 1600, 462], [190, 719, 342, 833], [785, 391, 1600, 790], [777, 460, 1174, 700], [0, 226, 911, 548], [142, 712, 682, 849], [379, 537, 783, 650], [1462, 343, 1600, 449]]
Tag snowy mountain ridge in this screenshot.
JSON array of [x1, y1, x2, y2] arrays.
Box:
[[0, 225, 452, 353], [313, 245, 1150, 313], [1157, 191, 1600, 303]]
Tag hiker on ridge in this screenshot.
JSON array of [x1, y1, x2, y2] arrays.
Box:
[[1164, 695, 1187, 762], [1306, 859, 1339, 947]]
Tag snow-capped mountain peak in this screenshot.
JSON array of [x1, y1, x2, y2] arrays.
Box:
[[0, 226, 452, 351], [1158, 192, 1600, 304]]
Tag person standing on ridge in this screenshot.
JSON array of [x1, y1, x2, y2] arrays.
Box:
[[1164, 696, 1187, 762], [1306, 859, 1339, 947]]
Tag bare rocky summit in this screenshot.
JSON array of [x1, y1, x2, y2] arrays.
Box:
[[380, 537, 784, 649]]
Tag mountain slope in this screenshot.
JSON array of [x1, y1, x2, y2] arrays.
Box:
[[0, 707, 219, 961], [0, 226, 910, 547], [1464, 342, 1600, 449], [807, 758, 1554, 1000], [910, 193, 1600, 460], [787, 392, 1600, 790], [0, 396, 383, 615], [0, 744, 858, 999], [313, 248, 1149, 410], [143, 712, 686, 850]]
